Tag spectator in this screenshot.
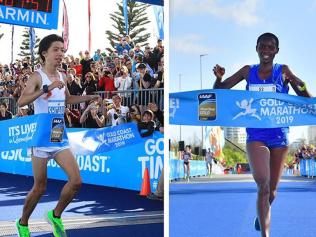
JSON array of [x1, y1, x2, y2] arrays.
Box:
[[106, 93, 129, 126], [114, 66, 132, 103], [80, 101, 104, 128], [116, 36, 131, 55], [15, 105, 29, 117], [80, 50, 93, 83], [147, 102, 163, 132], [65, 107, 81, 128], [144, 45, 158, 72], [0, 101, 12, 120], [98, 70, 115, 98], [66, 74, 82, 95], [93, 49, 102, 62], [153, 39, 164, 69], [129, 104, 142, 123], [125, 35, 135, 48], [82, 72, 97, 95], [137, 109, 156, 137]]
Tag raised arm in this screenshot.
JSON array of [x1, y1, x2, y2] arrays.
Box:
[[282, 65, 312, 97], [213, 64, 249, 89]]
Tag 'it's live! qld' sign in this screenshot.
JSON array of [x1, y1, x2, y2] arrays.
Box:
[[0, 0, 60, 29]]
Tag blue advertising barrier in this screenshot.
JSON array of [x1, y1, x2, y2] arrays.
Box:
[[169, 159, 207, 180], [300, 159, 316, 177], [0, 0, 60, 29], [0, 124, 163, 192], [170, 89, 316, 127]]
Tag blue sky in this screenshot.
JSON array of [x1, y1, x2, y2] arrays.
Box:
[[169, 0, 316, 144]]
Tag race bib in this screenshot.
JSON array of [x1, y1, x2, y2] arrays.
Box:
[[48, 100, 65, 114], [249, 84, 276, 92]]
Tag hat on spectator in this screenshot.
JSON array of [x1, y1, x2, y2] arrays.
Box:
[[136, 63, 146, 69], [143, 109, 154, 118], [20, 105, 28, 110]]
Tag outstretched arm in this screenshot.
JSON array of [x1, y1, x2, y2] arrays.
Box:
[[213, 64, 249, 89], [282, 65, 311, 97], [63, 74, 100, 104]]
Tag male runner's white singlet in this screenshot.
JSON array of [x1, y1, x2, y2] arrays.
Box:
[[32, 69, 68, 157]]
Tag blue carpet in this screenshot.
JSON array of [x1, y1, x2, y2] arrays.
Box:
[[170, 181, 316, 237], [6, 223, 163, 237], [0, 173, 163, 220], [0, 173, 163, 237]]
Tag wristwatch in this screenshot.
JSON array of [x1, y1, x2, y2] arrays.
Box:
[[42, 84, 49, 93]]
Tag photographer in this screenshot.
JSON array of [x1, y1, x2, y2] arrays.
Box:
[[79, 101, 104, 128], [106, 93, 129, 126]]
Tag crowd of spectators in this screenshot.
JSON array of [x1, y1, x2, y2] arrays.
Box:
[[0, 35, 164, 135]]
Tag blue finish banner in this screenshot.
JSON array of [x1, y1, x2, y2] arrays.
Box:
[[0, 114, 142, 155], [170, 89, 316, 127], [0, 113, 69, 151], [0, 0, 59, 29], [0, 130, 163, 191]]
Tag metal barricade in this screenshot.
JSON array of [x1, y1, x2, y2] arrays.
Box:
[[95, 88, 164, 110], [2, 88, 164, 119]]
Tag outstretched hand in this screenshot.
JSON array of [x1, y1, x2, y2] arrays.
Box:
[[213, 64, 225, 79]]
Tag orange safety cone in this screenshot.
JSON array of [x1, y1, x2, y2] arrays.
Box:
[[140, 168, 151, 196]]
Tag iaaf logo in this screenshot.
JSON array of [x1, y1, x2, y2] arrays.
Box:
[[169, 98, 179, 118], [198, 94, 214, 99], [233, 98, 261, 120]]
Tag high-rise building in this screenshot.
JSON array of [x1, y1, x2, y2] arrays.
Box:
[[223, 127, 246, 144], [307, 126, 316, 144]]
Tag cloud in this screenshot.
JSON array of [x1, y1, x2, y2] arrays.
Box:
[[171, 0, 261, 26], [170, 34, 218, 55]]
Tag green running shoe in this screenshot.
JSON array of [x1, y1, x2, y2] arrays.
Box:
[[45, 210, 67, 237], [15, 219, 30, 237]]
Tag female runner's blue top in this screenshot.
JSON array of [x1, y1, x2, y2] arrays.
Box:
[[246, 64, 289, 147]]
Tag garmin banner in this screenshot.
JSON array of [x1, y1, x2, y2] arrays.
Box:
[[0, 131, 163, 192], [0, 0, 60, 29], [0, 114, 142, 154], [170, 89, 316, 127]]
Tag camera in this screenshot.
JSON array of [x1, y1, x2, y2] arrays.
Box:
[[0, 81, 14, 86]]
